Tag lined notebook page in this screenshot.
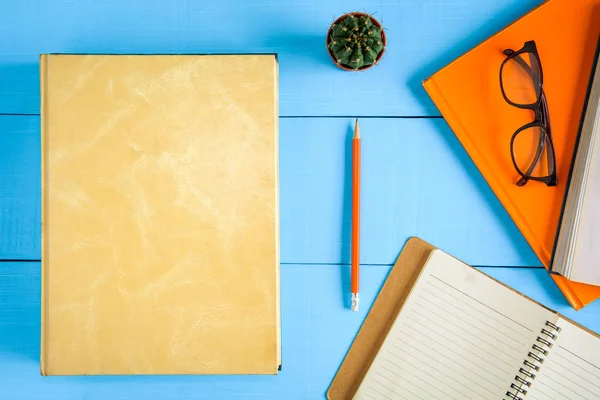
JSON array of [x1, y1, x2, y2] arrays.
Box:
[[527, 318, 600, 400], [353, 250, 555, 400]]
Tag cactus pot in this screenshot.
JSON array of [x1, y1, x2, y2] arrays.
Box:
[[326, 12, 386, 71]]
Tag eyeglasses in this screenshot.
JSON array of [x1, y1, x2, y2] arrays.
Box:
[[500, 40, 557, 187]]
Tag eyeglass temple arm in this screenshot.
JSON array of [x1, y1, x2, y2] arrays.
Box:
[[505, 50, 542, 92], [541, 92, 556, 173]]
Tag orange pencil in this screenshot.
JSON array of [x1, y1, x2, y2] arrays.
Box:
[[351, 119, 361, 312]]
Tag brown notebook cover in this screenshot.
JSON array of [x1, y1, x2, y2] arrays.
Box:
[[40, 54, 280, 375]]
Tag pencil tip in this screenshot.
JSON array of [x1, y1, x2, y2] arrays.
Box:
[[354, 118, 360, 139]]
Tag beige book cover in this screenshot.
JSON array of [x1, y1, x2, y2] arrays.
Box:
[[40, 54, 280, 375]]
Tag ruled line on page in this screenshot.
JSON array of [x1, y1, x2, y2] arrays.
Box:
[[548, 355, 600, 391], [373, 372, 428, 400], [381, 355, 462, 400], [369, 384, 395, 400], [371, 376, 412, 398], [429, 274, 533, 332], [556, 345, 600, 376], [421, 284, 531, 344], [396, 322, 511, 381], [391, 335, 505, 390], [404, 309, 514, 368], [527, 345, 600, 400], [529, 388, 558, 400], [532, 378, 582, 400], [385, 343, 497, 398], [400, 315, 512, 375], [412, 296, 525, 355], [421, 283, 531, 340], [385, 345, 483, 399], [378, 360, 447, 400], [535, 369, 593, 400], [544, 365, 600, 398]]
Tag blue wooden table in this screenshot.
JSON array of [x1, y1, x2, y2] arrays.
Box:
[[2, 1, 599, 399]]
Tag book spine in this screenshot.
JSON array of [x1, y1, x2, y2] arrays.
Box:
[[423, 76, 584, 310], [506, 321, 561, 400], [273, 56, 282, 370], [40, 54, 49, 376]]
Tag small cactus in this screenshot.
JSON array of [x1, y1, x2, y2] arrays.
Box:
[[327, 13, 386, 70]]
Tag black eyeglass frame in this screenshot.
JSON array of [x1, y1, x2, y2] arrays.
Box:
[[499, 40, 557, 187]]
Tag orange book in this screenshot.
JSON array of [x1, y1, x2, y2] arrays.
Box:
[[424, 0, 600, 310]]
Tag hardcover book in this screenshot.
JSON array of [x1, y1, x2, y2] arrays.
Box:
[[40, 54, 280, 375], [424, 0, 600, 309]]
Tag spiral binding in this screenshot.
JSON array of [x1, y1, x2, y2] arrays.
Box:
[[506, 321, 561, 400]]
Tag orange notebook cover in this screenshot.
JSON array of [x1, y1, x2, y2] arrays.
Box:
[[424, 0, 600, 310]]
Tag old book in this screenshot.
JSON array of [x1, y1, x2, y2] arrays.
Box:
[[40, 54, 280, 375]]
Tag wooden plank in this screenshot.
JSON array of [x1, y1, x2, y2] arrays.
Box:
[[0, 116, 40, 260], [280, 118, 539, 266], [0, 262, 598, 398], [0, 0, 542, 116], [0, 116, 538, 266], [0, 116, 538, 265]]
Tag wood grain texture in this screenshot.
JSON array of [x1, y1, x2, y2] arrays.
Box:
[[1, 262, 599, 399], [0, 116, 40, 260], [0, 0, 542, 116]]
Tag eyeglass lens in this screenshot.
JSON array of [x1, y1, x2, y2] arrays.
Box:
[[501, 51, 542, 106], [512, 125, 554, 178]]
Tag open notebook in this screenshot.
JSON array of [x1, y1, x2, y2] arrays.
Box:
[[353, 250, 600, 400], [551, 36, 600, 286]]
